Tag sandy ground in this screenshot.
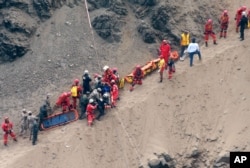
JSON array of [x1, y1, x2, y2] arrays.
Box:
[[0, 0, 250, 168]]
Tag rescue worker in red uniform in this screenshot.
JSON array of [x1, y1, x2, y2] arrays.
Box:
[[110, 80, 119, 107], [219, 10, 229, 38], [2, 117, 17, 146], [86, 99, 97, 126], [103, 65, 117, 85], [130, 65, 144, 91], [159, 40, 171, 68], [204, 19, 217, 47], [56, 92, 71, 112], [235, 6, 247, 32], [71, 79, 82, 109]]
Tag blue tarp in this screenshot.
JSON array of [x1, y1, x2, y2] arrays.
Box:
[[42, 110, 77, 129]]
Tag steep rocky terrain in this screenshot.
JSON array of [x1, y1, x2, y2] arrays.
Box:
[[1, 0, 250, 168]]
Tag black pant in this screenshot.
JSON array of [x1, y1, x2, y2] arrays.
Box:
[[32, 131, 38, 145], [180, 45, 188, 57], [96, 107, 105, 120], [240, 28, 245, 40], [79, 104, 87, 119]]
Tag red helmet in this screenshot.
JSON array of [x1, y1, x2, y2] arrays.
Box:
[[74, 79, 79, 84], [67, 92, 71, 97], [241, 6, 247, 11], [4, 117, 9, 123], [207, 19, 212, 23], [223, 10, 228, 14], [111, 80, 115, 84], [136, 64, 141, 69], [112, 67, 118, 73]]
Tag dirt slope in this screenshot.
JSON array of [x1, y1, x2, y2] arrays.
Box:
[[0, 0, 250, 168]]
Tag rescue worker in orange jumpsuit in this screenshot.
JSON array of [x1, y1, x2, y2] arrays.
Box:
[[110, 80, 119, 107], [86, 99, 97, 126], [219, 10, 229, 38], [2, 117, 17, 146], [235, 6, 247, 32], [159, 40, 170, 69], [71, 79, 82, 109], [56, 92, 72, 112], [158, 55, 166, 83], [130, 65, 144, 91], [204, 19, 217, 47], [103, 65, 117, 85]]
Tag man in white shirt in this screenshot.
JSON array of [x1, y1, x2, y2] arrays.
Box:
[[187, 38, 201, 67]]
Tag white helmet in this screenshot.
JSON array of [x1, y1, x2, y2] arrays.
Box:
[[242, 11, 247, 16], [84, 70, 89, 74], [103, 65, 109, 71], [22, 109, 26, 113], [28, 111, 32, 114], [89, 99, 94, 103]]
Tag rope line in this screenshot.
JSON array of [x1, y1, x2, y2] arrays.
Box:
[[83, 0, 101, 70]]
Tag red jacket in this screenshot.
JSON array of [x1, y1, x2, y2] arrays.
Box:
[[2, 122, 13, 133], [133, 68, 144, 80], [86, 104, 97, 115], [56, 93, 70, 106], [160, 42, 170, 60], [235, 8, 244, 24], [204, 23, 213, 33], [111, 84, 119, 100], [103, 69, 117, 84], [220, 14, 229, 25]]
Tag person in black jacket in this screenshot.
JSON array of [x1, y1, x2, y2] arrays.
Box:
[[82, 70, 92, 94], [38, 104, 48, 131], [238, 12, 248, 41], [96, 98, 105, 121]]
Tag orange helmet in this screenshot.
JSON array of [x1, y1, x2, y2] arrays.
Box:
[[207, 19, 212, 24], [162, 40, 167, 43], [74, 79, 79, 84], [111, 80, 115, 84], [223, 10, 228, 14]]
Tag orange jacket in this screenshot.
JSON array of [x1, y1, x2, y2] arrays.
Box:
[[86, 104, 97, 115], [111, 84, 119, 100], [56, 93, 70, 106], [220, 14, 229, 25], [133, 68, 144, 79], [204, 23, 213, 33], [160, 43, 170, 58]]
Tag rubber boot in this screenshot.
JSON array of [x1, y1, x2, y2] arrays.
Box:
[[213, 41, 217, 45], [205, 42, 208, 47]]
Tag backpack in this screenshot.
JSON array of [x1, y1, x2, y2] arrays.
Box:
[[71, 86, 78, 97]]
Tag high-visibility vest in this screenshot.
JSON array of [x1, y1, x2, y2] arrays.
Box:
[[71, 86, 77, 97], [181, 33, 190, 46]]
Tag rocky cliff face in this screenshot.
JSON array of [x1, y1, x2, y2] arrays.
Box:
[[0, 0, 226, 61], [0, 0, 81, 62]]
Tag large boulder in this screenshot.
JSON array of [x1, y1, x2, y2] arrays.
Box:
[[138, 22, 156, 43], [92, 14, 122, 42], [3, 8, 37, 37], [33, 0, 51, 19]]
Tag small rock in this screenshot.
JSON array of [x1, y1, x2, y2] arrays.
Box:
[[237, 68, 241, 70], [48, 59, 51, 62], [242, 97, 246, 100], [65, 21, 71, 25]]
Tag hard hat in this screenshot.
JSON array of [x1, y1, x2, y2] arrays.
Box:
[[207, 19, 212, 23], [103, 65, 109, 71], [89, 99, 94, 103], [111, 80, 115, 84], [67, 92, 71, 96], [162, 40, 167, 43], [28, 111, 32, 114], [136, 64, 141, 68], [84, 70, 89, 74], [97, 88, 102, 92], [242, 11, 247, 16], [74, 79, 79, 84], [103, 93, 109, 98], [4, 117, 9, 122], [223, 10, 228, 14], [241, 6, 247, 11], [22, 109, 27, 112], [112, 67, 118, 72]]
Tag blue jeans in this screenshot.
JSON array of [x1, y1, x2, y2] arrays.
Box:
[[189, 50, 201, 67]]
